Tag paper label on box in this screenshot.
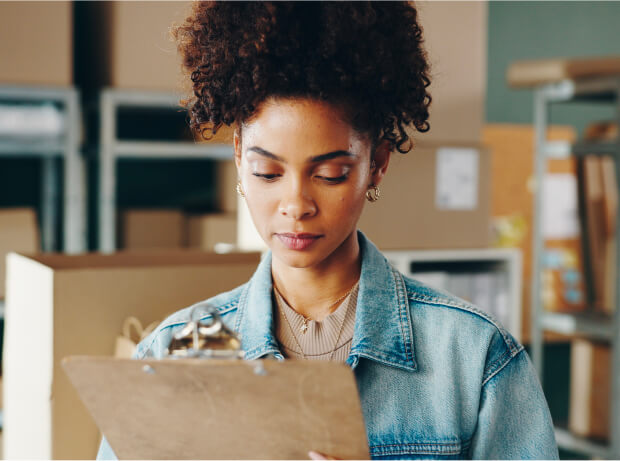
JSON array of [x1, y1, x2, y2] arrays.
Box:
[[435, 148, 479, 210], [542, 173, 579, 239]]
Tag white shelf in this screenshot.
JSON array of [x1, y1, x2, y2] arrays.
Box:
[[114, 140, 232, 160], [383, 247, 518, 263], [541, 311, 612, 342], [540, 77, 620, 103], [0, 85, 85, 253], [542, 140, 572, 159], [530, 73, 620, 459], [98, 88, 235, 252], [383, 248, 522, 342], [555, 427, 610, 459], [0, 139, 65, 156]]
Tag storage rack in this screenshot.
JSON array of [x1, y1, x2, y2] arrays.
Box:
[[384, 248, 522, 342], [530, 75, 620, 459], [0, 85, 86, 253], [98, 88, 234, 252]]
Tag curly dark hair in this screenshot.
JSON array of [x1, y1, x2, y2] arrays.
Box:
[[173, 1, 431, 153]]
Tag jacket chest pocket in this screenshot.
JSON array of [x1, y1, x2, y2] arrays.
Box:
[[370, 439, 470, 460]]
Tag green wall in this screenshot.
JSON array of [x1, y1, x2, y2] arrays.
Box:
[[486, 1, 620, 135]]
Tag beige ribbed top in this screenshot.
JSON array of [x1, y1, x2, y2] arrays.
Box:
[[273, 283, 358, 362]]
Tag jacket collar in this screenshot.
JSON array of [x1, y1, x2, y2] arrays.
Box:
[[234, 230, 417, 372]]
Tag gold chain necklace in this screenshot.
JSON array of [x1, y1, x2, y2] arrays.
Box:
[[273, 282, 358, 334], [275, 285, 355, 361]]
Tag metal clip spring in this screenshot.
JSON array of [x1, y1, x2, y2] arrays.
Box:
[[166, 304, 244, 360]]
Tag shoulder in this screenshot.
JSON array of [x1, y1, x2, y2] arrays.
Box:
[[134, 282, 247, 359], [401, 272, 523, 379]]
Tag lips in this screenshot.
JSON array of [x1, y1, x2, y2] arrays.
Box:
[[276, 233, 322, 250]]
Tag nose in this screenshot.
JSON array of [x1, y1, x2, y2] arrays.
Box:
[[278, 177, 317, 220]]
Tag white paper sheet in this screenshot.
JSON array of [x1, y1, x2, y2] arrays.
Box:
[[435, 148, 479, 210], [542, 173, 580, 239]]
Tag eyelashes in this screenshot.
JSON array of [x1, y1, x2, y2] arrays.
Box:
[[251, 172, 349, 184], [252, 173, 280, 181], [317, 174, 348, 184]]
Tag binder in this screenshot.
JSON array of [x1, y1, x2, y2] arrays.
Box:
[[62, 305, 369, 460]]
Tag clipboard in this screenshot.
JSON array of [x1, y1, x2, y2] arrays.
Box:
[[62, 305, 369, 460]]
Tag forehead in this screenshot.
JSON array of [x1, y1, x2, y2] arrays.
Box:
[[241, 98, 369, 158]]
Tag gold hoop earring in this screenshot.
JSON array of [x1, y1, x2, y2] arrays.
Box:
[[236, 180, 245, 198], [366, 185, 380, 202]]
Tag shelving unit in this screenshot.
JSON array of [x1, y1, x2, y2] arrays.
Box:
[[98, 88, 234, 252], [383, 248, 522, 342], [0, 85, 86, 253], [529, 75, 620, 459]]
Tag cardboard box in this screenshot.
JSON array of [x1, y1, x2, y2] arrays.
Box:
[[81, 1, 191, 91], [186, 213, 237, 251], [2, 250, 261, 459], [358, 143, 491, 250], [0, 2, 72, 86], [569, 339, 610, 440], [120, 209, 185, 250], [413, 2, 487, 144], [215, 159, 238, 213], [0, 208, 40, 299]]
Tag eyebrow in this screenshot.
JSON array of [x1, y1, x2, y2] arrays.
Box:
[[246, 146, 357, 163]]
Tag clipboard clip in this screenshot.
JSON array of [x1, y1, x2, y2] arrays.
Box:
[[166, 304, 244, 360]]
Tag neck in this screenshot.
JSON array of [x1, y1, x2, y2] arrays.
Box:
[[271, 231, 362, 322]]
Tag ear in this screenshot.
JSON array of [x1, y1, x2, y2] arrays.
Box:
[[233, 128, 242, 173], [370, 140, 391, 187]]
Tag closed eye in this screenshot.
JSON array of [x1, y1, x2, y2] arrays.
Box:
[[252, 172, 281, 182], [315, 174, 349, 184]]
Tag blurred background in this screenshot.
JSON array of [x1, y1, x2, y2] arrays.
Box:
[[1, 1, 620, 459]]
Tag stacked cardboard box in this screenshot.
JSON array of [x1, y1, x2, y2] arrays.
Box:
[[80, 1, 191, 91], [119, 209, 185, 250], [215, 158, 238, 214], [186, 213, 237, 252], [414, 2, 487, 144], [0, 2, 72, 86], [578, 122, 618, 315], [569, 339, 610, 440], [2, 250, 261, 459], [119, 209, 238, 252], [0, 208, 40, 299], [358, 143, 491, 250], [119, 156, 239, 252]]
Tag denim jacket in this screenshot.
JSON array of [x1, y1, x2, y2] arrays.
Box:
[[98, 230, 558, 460]]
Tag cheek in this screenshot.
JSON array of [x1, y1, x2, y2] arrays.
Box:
[[322, 187, 366, 218], [245, 189, 277, 218]]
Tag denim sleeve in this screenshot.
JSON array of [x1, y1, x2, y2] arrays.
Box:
[[96, 436, 118, 460], [469, 349, 559, 460]]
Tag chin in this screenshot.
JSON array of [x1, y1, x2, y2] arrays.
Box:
[[273, 249, 322, 269]]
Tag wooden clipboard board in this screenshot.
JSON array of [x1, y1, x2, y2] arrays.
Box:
[[62, 356, 369, 460]]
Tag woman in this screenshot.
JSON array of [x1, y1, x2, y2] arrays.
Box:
[[98, 2, 558, 459]]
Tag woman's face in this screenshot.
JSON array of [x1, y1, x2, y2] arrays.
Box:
[[234, 97, 389, 271]]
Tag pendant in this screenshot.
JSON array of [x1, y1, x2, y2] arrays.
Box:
[[300, 318, 309, 334]]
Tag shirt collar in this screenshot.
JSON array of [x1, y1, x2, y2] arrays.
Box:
[[234, 230, 417, 372]]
